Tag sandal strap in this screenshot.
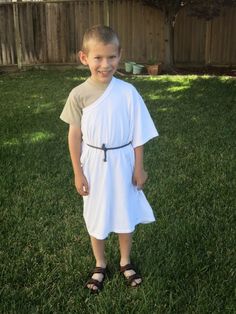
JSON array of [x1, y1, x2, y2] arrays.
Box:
[[120, 263, 142, 287], [86, 278, 103, 290], [92, 267, 106, 275], [120, 263, 134, 273], [127, 273, 141, 285], [85, 267, 107, 292]]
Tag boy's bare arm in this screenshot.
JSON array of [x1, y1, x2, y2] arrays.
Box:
[[132, 145, 148, 190], [68, 125, 89, 196]]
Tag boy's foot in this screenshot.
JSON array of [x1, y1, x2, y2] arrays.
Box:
[[85, 267, 107, 293], [120, 264, 142, 287]]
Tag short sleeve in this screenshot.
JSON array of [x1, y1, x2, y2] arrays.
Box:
[[60, 90, 82, 127], [131, 89, 159, 148]]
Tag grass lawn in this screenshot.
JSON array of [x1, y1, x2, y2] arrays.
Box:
[[0, 69, 235, 313]]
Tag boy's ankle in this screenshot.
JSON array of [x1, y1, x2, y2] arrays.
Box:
[[120, 259, 131, 267], [96, 261, 107, 268]]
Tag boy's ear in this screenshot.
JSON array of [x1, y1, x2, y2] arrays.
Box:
[[79, 51, 88, 65]]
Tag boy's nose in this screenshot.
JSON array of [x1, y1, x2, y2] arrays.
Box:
[[101, 58, 110, 67]]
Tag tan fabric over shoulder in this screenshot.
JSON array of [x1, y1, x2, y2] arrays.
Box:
[[60, 78, 109, 127]]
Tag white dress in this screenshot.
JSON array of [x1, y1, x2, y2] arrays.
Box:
[[80, 77, 158, 239]]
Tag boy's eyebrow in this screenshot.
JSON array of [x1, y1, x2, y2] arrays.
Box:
[[93, 53, 118, 57]]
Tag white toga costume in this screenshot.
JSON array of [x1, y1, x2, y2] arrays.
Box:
[[60, 76, 158, 239]]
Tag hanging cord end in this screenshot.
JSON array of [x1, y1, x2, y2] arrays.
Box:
[[102, 144, 108, 162]]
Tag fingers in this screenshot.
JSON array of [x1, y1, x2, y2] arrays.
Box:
[[136, 180, 145, 190], [77, 185, 89, 196], [137, 184, 143, 191], [132, 176, 137, 186], [84, 179, 89, 194], [137, 180, 145, 190], [75, 176, 89, 196], [133, 171, 148, 190]]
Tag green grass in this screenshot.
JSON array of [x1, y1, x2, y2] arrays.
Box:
[[0, 69, 235, 313]]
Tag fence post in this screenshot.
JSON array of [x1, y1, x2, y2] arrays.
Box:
[[103, 0, 109, 26], [13, 1, 22, 69], [205, 20, 212, 65]]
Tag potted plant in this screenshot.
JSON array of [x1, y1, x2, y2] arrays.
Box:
[[132, 64, 144, 75], [146, 59, 162, 75], [125, 61, 136, 73]]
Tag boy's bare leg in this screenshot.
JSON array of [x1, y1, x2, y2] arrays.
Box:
[[87, 236, 106, 291], [118, 233, 142, 286]]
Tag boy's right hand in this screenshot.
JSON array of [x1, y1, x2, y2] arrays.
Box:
[[74, 173, 89, 196]]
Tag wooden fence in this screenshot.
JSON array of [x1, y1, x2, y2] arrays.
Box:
[[0, 0, 235, 68], [174, 6, 236, 66]]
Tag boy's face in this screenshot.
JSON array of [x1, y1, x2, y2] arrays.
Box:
[[79, 39, 121, 84]]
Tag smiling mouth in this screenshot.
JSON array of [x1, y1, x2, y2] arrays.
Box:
[[98, 70, 111, 74]]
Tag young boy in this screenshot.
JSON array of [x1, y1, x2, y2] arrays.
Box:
[[60, 25, 158, 293]]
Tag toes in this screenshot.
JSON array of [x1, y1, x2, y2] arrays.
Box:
[[131, 278, 142, 287], [135, 278, 142, 285], [87, 284, 98, 291], [87, 272, 104, 291], [123, 269, 142, 287], [124, 269, 135, 278]]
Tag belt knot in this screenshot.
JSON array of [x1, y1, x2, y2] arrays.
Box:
[[86, 142, 131, 162]]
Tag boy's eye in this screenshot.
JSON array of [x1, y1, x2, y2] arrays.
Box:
[[94, 55, 117, 60]]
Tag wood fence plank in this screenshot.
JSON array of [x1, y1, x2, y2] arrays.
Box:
[[7, 5, 15, 64], [68, 2, 75, 62], [41, 3, 48, 62], [13, 3, 22, 68], [0, 6, 7, 64], [0, 1, 235, 67]]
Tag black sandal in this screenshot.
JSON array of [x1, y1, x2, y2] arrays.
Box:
[[120, 263, 142, 287], [85, 267, 107, 293]]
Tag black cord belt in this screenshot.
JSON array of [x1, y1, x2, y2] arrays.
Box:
[[86, 141, 132, 162]]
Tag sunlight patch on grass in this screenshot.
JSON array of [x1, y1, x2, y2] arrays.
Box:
[[3, 131, 55, 146], [66, 75, 88, 82], [167, 85, 189, 92], [31, 94, 44, 99], [158, 107, 169, 112], [148, 94, 162, 100], [24, 131, 54, 144], [3, 138, 20, 147], [191, 115, 200, 123], [32, 102, 58, 114]]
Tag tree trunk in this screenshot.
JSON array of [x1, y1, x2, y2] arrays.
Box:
[[163, 16, 175, 71]]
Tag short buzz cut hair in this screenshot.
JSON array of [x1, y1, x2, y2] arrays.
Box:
[[81, 25, 121, 53]]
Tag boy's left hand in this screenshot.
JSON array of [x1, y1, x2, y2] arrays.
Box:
[[132, 168, 148, 190]]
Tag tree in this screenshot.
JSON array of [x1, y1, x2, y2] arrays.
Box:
[[143, 0, 236, 70], [144, 0, 185, 70], [189, 0, 236, 20]]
